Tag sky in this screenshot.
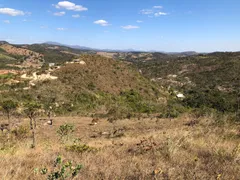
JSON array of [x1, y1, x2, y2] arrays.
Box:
[[0, 0, 240, 52]]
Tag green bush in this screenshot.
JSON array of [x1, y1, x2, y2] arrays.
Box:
[[120, 89, 157, 113], [74, 93, 98, 111], [57, 124, 75, 142], [158, 99, 187, 118], [182, 88, 237, 116], [38, 155, 82, 180]]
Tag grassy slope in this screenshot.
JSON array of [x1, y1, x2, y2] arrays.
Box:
[[0, 115, 239, 179], [54, 54, 159, 96]]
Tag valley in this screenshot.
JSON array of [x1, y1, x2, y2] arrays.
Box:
[[0, 41, 239, 179]]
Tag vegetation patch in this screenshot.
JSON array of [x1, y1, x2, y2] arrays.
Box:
[[65, 144, 97, 154], [37, 155, 83, 180]]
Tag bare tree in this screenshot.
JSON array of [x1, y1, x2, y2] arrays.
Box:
[[24, 101, 41, 148]]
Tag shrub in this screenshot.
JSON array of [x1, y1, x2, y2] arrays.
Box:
[[107, 104, 132, 120], [57, 124, 75, 142], [107, 89, 159, 119], [38, 155, 82, 180], [11, 125, 30, 140], [158, 99, 187, 118], [65, 144, 96, 154]]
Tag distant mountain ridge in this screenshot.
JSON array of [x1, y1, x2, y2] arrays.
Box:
[[44, 41, 96, 51], [1, 40, 200, 55], [44, 41, 145, 52], [44, 41, 198, 55]]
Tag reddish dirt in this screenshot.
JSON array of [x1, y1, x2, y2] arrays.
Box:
[[0, 44, 43, 57], [0, 69, 19, 75]]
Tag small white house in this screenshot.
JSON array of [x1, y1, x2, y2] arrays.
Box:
[[49, 63, 55, 67], [177, 93, 185, 98]]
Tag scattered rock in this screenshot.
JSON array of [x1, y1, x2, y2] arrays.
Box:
[[184, 119, 199, 127], [0, 124, 9, 131], [89, 118, 99, 126]]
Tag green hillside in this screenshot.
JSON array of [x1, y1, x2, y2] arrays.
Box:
[[1, 54, 167, 118], [0, 52, 17, 70], [23, 44, 92, 64], [135, 52, 240, 116]]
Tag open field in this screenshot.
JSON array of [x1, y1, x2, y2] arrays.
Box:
[[0, 115, 239, 179]]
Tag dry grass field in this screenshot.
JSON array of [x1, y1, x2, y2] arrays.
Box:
[[0, 115, 240, 180]]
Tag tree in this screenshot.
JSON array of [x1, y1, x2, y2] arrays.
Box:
[[1, 100, 18, 129], [24, 101, 41, 148]]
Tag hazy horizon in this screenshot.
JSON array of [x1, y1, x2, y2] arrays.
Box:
[[1, 40, 240, 53]]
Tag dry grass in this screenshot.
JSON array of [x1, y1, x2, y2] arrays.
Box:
[[0, 115, 239, 180]]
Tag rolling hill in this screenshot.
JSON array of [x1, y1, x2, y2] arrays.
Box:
[[0, 41, 239, 116], [135, 52, 240, 114]]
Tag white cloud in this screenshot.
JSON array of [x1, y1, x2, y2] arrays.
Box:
[[72, 14, 80, 18], [154, 12, 167, 16], [153, 6, 163, 9], [121, 25, 139, 30], [0, 8, 25, 16], [3, 20, 10, 24], [55, 1, 88, 11], [56, 28, 67, 31], [140, 9, 153, 15], [136, 20, 143, 23], [54, 11, 65, 16], [141, 6, 168, 17], [94, 20, 110, 26]]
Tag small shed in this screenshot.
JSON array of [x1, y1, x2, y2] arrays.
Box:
[[176, 93, 185, 99]]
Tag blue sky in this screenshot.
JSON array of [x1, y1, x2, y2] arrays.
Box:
[[0, 0, 240, 52]]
